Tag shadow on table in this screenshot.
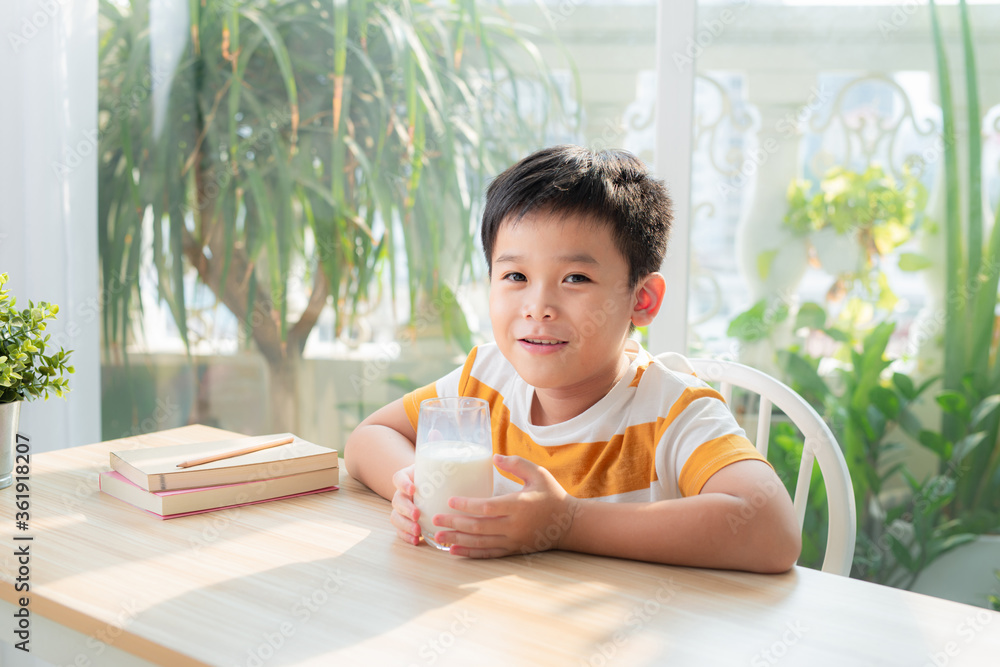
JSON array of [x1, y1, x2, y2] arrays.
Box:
[[136, 538, 804, 666], [135, 534, 559, 665]]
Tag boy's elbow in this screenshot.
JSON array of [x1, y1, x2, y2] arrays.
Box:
[[342, 442, 353, 474], [767, 529, 802, 573], [754, 520, 801, 574], [342, 428, 362, 477]]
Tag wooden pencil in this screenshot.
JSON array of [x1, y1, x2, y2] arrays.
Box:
[[175, 436, 296, 469]]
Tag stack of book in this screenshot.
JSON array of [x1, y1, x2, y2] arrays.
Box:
[[99, 433, 339, 519]]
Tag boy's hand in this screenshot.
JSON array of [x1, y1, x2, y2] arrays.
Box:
[[389, 464, 422, 546], [430, 455, 578, 559]]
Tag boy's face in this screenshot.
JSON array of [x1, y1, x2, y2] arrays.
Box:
[[488, 211, 637, 395]]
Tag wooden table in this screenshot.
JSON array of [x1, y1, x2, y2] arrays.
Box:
[[1, 425, 999, 666]]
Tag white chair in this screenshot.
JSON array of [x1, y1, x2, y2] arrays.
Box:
[[674, 356, 857, 576]]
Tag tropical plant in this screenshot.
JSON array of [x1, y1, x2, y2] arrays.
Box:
[[98, 0, 577, 432], [726, 151, 972, 583], [0, 273, 74, 404], [760, 317, 977, 586], [726, 0, 1000, 586], [909, 387, 1000, 535], [925, 0, 1000, 532]]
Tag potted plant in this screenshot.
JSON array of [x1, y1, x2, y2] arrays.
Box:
[[98, 0, 578, 434], [0, 273, 74, 489], [764, 163, 926, 348]]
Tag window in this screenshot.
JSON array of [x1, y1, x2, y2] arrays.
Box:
[[97, 0, 659, 451]]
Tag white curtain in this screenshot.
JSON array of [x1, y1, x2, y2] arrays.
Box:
[[0, 0, 100, 454]]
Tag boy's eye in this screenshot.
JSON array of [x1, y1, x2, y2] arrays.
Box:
[[502, 272, 526, 282], [564, 274, 590, 284]]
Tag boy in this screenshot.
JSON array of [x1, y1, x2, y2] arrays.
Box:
[[344, 145, 801, 573]]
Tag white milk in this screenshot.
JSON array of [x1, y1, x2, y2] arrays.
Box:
[[414, 440, 493, 543]]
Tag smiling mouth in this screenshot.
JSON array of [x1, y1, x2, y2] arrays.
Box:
[[520, 338, 567, 346]]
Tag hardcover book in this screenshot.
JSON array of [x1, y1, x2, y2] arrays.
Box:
[[99, 468, 339, 519], [109, 433, 339, 491]]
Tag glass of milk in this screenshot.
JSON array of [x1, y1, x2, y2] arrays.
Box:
[[414, 397, 494, 551]]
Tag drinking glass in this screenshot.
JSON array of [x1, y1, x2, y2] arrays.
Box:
[[413, 397, 493, 551]]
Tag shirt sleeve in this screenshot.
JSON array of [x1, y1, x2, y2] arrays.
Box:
[[657, 383, 771, 497], [678, 433, 769, 496]]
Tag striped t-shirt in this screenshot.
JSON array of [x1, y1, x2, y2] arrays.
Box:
[[403, 341, 767, 501]]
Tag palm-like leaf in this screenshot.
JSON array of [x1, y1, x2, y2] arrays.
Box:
[[99, 0, 579, 430], [927, 0, 1000, 526]]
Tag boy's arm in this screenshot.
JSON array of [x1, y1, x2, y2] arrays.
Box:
[[343, 397, 417, 501], [557, 459, 801, 573], [436, 456, 801, 574]]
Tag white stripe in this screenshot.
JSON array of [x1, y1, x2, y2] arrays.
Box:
[[434, 364, 463, 398]]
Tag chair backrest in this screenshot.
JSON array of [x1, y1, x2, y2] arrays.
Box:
[[676, 356, 857, 576]]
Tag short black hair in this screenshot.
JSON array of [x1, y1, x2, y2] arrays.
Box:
[[481, 145, 672, 287]]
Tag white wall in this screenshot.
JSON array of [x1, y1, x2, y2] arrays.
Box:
[[0, 0, 100, 453]]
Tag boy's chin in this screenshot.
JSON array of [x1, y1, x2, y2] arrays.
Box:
[[510, 366, 564, 389], [514, 365, 589, 392]]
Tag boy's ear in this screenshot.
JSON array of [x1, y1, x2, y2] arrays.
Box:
[[631, 272, 666, 327]]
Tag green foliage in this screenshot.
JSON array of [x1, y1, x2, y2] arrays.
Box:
[[725, 0, 1000, 593], [730, 144, 988, 580], [726, 298, 788, 342], [98, 0, 577, 359], [923, 386, 1000, 534], [926, 0, 1000, 533], [774, 320, 977, 587], [0, 274, 74, 403], [779, 164, 926, 336], [784, 164, 925, 242]]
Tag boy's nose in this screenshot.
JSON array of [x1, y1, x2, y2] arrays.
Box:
[[523, 304, 555, 320], [522, 288, 557, 320]]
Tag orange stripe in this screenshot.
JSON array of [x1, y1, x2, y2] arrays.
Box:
[[677, 433, 769, 497], [666, 385, 727, 422], [628, 361, 649, 388], [457, 346, 478, 394], [404, 383, 440, 432]]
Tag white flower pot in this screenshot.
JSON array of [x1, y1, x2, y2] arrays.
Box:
[[811, 227, 864, 276], [911, 534, 1000, 609], [0, 401, 22, 490]]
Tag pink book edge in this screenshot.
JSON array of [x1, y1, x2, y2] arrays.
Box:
[[101, 470, 338, 496], [98, 471, 339, 520]]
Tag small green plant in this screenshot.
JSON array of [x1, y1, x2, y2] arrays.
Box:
[[0, 273, 74, 403], [915, 386, 1000, 534], [773, 164, 926, 344], [783, 164, 925, 258]]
